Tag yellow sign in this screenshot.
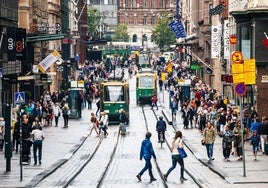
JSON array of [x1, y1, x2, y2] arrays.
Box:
[[244, 59, 256, 72], [244, 72, 256, 85], [77, 80, 84, 87], [231, 58, 256, 85], [232, 64, 244, 74], [231, 51, 243, 64], [232, 74, 244, 83]]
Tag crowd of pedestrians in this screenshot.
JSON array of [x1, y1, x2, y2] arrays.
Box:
[[156, 58, 268, 164]]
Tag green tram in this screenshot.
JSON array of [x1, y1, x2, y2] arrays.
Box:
[[138, 53, 150, 68], [136, 71, 157, 105], [99, 81, 129, 124]]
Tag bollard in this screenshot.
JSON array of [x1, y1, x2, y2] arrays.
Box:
[[4, 104, 12, 172]]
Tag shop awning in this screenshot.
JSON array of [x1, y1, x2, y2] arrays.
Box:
[[26, 34, 66, 43]]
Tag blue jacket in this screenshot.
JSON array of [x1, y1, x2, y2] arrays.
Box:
[[140, 138, 156, 160], [156, 120, 167, 131]]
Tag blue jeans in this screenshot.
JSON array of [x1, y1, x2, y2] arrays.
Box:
[[138, 158, 154, 178], [166, 154, 184, 178], [33, 140, 43, 163], [205, 143, 214, 159]]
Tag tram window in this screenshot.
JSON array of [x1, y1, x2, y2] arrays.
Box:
[[104, 86, 124, 102], [140, 76, 153, 87]]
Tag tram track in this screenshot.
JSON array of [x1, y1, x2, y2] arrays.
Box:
[[141, 105, 230, 188], [32, 126, 121, 188]]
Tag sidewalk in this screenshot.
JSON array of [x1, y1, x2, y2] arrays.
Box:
[[160, 90, 268, 185], [0, 108, 92, 188]]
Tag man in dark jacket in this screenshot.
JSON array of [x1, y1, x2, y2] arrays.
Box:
[[136, 132, 157, 183], [156, 116, 167, 142], [258, 117, 268, 154]]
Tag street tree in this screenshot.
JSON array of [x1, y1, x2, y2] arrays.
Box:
[[87, 7, 101, 39], [151, 14, 176, 51], [112, 24, 129, 42]]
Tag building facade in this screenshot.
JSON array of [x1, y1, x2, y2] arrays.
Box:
[[0, 0, 18, 116], [118, 0, 175, 50]]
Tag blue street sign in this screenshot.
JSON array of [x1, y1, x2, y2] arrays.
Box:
[[234, 83, 246, 96], [14, 92, 25, 104], [169, 20, 187, 38]]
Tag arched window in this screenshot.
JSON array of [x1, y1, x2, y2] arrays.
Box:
[[142, 34, 147, 42], [132, 34, 137, 42]]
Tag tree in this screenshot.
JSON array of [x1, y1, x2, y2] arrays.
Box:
[[112, 24, 129, 42], [151, 14, 176, 51], [87, 7, 101, 39]]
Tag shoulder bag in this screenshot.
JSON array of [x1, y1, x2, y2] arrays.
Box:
[[178, 148, 187, 158]]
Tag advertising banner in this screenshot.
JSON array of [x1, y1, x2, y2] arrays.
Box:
[[37, 50, 61, 73], [15, 28, 26, 60], [7, 27, 16, 61], [223, 20, 230, 59], [211, 26, 220, 59]]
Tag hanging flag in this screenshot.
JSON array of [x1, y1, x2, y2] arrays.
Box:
[[37, 50, 61, 73], [169, 20, 187, 38]]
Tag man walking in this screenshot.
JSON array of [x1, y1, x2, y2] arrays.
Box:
[[137, 132, 157, 183]]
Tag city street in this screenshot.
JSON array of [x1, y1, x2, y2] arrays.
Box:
[[0, 74, 268, 188]]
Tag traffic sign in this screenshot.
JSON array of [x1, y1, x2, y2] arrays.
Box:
[[14, 92, 25, 104], [234, 83, 246, 96], [231, 51, 243, 64]]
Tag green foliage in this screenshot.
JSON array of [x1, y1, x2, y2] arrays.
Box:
[[113, 24, 129, 42], [87, 7, 101, 37], [151, 14, 176, 50]]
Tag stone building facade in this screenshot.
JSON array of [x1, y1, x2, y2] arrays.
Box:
[[118, 0, 175, 50]]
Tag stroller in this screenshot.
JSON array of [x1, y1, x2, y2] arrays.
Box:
[[22, 139, 32, 165]]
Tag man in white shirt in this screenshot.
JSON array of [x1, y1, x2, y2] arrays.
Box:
[[31, 126, 45, 165]]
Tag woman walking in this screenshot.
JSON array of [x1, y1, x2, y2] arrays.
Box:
[[88, 113, 99, 136], [163, 131, 187, 183], [219, 124, 233, 161], [62, 103, 70, 128], [202, 122, 217, 162]]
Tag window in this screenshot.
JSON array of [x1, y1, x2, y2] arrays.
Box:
[[160, 0, 165, 8], [151, 15, 155, 25], [151, 0, 155, 8], [132, 34, 137, 42], [143, 15, 147, 25], [124, 14, 129, 24], [104, 86, 124, 102], [134, 14, 137, 25], [140, 76, 154, 88]]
